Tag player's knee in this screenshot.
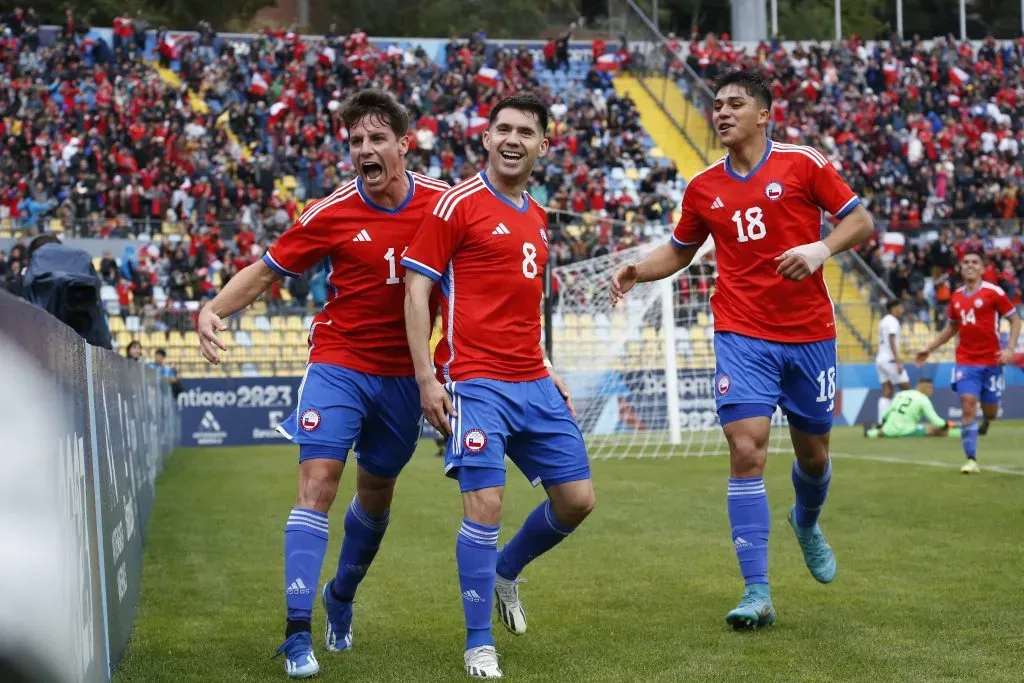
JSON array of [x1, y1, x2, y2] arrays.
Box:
[[728, 435, 768, 477], [297, 460, 344, 512], [553, 489, 595, 527], [961, 397, 979, 422], [356, 469, 397, 517], [463, 487, 503, 526]]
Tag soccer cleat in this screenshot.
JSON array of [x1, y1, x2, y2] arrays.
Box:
[[961, 459, 981, 474], [788, 505, 837, 584], [274, 632, 319, 679], [321, 581, 354, 653], [978, 416, 990, 436], [493, 575, 527, 636], [464, 645, 503, 678], [725, 584, 776, 631]]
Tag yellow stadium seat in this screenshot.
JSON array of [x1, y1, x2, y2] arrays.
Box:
[[241, 316, 255, 331], [287, 315, 304, 331], [267, 331, 283, 346], [641, 326, 658, 340], [272, 316, 287, 330]]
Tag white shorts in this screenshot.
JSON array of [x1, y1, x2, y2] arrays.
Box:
[[876, 360, 910, 386]]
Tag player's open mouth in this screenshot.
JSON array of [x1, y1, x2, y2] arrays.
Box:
[[718, 123, 734, 133], [361, 162, 384, 181], [500, 151, 524, 161]]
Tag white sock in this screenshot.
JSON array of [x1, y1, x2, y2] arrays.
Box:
[[877, 397, 891, 423]]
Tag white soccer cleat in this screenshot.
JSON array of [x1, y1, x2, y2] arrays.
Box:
[[494, 576, 527, 636], [464, 645, 503, 679], [961, 459, 981, 474]]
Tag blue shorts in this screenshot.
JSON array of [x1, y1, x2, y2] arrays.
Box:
[[277, 363, 422, 479], [713, 332, 837, 435], [952, 365, 1004, 404], [444, 377, 591, 492]]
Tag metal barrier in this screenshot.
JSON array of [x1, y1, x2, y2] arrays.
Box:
[[0, 289, 180, 683]]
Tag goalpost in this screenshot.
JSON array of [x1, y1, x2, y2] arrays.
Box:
[[547, 239, 790, 460]]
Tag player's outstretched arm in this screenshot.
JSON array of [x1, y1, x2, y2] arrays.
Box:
[[776, 204, 874, 281], [915, 322, 959, 366], [405, 271, 456, 436], [198, 260, 280, 364], [610, 242, 699, 306]]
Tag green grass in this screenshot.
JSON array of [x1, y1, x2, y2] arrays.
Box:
[[115, 425, 1024, 683]]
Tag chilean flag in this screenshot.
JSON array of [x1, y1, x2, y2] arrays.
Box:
[[595, 53, 620, 72], [475, 67, 500, 88], [949, 66, 971, 86], [250, 72, 269, 97], [467, 116, 489, 137]]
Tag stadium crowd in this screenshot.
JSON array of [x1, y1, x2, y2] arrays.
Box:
[[1, 10, 1024, 322]]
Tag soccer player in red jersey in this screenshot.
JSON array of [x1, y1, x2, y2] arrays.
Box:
[[914, 250, 1020, 473], [402, 95, 595, 679], [196, 90, 450, 679], [609, 70, 874, 629]]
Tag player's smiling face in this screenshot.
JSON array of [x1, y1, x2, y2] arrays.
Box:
[[960, 254, 983, 283], [713, 84, 768, 147], [348, 113, 409, 191], [483, 108, 549, 182]]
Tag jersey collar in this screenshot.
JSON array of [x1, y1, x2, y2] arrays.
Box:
[[480, 170, 529, 213], [724, 139, 773, 183], [356, 170, 416, 215]]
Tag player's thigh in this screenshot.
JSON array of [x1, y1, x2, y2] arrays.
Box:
[[280, 363, 373, 463], [713, 332, 784, 424], [445, 380, 514, 493], [779, 339, 837, 435], [951, 365, 983, 398], [881, 424, 926, 438], [978, 366, 1004, 405], [506, 377, 591, 489], [355, 375, 423, 479]]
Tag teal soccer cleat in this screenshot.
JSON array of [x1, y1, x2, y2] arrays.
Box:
[[725, 583, 776, 631], [788, 505, 837, 584]]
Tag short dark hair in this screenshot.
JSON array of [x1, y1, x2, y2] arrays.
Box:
[[489, 94, 549, 136], [155, 348, 167, 357], [340, 88, 409, 138], [918, 377, 933, 385], [961, 249, 986, 263], [886, 299, 902, 312], [26, 234, 61, 264], [713, 69, 772, 110]]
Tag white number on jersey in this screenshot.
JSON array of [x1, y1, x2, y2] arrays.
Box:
[[384, 247, 407, 285], [960, 308, 976, 326], [989, 374, 1005, 394], [732, 206, 767, 243], [522, 242, 538, 279], [816, 365, 837, 411]]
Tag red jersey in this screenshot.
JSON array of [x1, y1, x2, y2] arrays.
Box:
[[263, 171, 450, 375], [402, 171, 549, 383], [672, 140, 859, 343], [947, 282, 1016, 366]]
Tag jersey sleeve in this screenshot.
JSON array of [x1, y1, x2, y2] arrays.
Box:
[[401, 201, 466, 282], [808, 155, 860, 219], [881, 317, 898, 340], [994, 289, 1017, 317], [263, 211, 333, 278], [918, 396, 947, 429], [671, 183, 709, 249], [946, 298, 957, 323]]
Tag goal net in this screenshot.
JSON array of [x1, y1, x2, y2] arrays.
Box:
[[548, 239, 790, 460]]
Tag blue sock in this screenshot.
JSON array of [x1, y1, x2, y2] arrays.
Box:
[[961, 421, 978, 459], [792, 459, 832, 528], [284, 508, 329, 624], [457, 519, 499, 650], [727, 477, 770, 587], [496, 499, 573, 581], [331, 495, 389, 602]]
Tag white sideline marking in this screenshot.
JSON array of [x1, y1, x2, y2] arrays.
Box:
[[829, 452, 1024, 476]]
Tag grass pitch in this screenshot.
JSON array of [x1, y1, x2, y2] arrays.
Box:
[[115, 425, 1024, 682]]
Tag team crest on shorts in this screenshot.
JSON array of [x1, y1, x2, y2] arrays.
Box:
[[300, 408, 321, 432], [717, 375, 731, 395], [463, 428, 488, 453], [764, 180, 785, 201]]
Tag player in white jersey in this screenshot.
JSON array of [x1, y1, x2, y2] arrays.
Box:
[[875, 299, 910, 421]]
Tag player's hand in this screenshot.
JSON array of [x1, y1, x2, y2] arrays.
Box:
[[996, 348, 1013, 366], [549, 369, 576, 418], [775, 241, 831, 282], [913, 350, 930, 366], [197, 305, 228, 364], [610, 263, 638, 307], [419, 377, 456, 438]]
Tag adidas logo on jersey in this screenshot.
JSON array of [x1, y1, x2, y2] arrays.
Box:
[[352, 229, 372, 242], [492, 223, 511, 236], [711, 197, 725, 210]]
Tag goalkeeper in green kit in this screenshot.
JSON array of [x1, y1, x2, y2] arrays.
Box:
[[865, 378, 961, 439]]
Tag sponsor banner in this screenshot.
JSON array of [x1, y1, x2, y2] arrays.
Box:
[[177, 378, 303, 447]]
